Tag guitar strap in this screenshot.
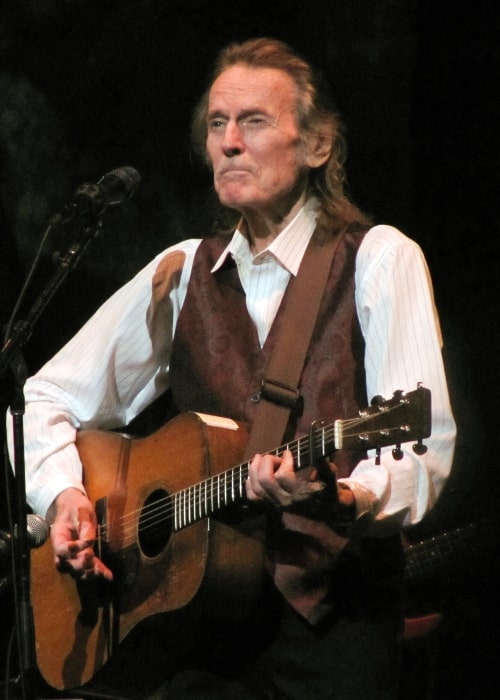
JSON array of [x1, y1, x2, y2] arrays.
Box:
[[242, 226, 345, 461]]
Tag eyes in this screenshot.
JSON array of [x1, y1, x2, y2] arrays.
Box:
[[208, 114, 276, 133]]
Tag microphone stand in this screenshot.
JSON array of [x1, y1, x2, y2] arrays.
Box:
[[0, 213, 103, 700]]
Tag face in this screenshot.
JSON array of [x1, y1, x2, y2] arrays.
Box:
[[206, 65, 311, 220]]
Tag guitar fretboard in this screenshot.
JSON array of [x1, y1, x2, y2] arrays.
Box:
[[404, 522, 481, 582]]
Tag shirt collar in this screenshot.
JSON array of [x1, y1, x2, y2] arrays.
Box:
[[211, 198, 320, 276]]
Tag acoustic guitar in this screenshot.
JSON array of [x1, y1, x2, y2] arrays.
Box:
[[30, 386, 431, 691]]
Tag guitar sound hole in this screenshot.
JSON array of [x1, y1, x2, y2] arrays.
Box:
[[138, 488, 172, 558]]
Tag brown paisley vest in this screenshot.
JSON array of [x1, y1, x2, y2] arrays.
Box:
[[168, 224, 377, 622], [169, 224, 368, 479]]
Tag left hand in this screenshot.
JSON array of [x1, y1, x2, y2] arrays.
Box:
[[245, 450, 356, 529], [245, 449, 325, 508]]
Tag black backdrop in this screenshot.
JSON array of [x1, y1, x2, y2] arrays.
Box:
[[1, 1, 499, 697]]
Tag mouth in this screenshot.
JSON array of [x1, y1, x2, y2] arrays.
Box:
[[218, 167, 252, 178]]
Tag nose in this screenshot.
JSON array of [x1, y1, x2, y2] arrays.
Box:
[[222, 121, 244, 157]]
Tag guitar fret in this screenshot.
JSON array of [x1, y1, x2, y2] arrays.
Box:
[[334, 420, 342, 449], [196, 483, 201, 521], [242, 463, 249, 495], [178, 491, 182, 529]]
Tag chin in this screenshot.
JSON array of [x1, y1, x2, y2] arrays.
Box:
[[217, 191, 254, 210]]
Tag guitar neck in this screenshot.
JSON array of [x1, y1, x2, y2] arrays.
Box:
[[173, 386, 430, 531], [404, 522, 481, 582], [173, 422, 338, 531]]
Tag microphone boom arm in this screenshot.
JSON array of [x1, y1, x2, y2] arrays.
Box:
[[0, 217, 102, 377]]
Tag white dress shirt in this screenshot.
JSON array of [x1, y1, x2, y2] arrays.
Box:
[[9, 200, 456, 524]]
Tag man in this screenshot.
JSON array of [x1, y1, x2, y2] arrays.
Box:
[[8, 38, 455, 699]]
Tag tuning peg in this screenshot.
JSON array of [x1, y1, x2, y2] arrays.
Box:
[[392, 445, 403, 460], [412, 440, 427, 456], [371, 395, 385, 407]]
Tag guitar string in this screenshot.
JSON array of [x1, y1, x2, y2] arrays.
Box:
[[98, 411, 411, 544], [98, 418, 326, 543], [97, 406, 413, 547], [99, 423, 409, 546]]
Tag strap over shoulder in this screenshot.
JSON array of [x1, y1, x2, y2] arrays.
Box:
[[243, 226, 346, 459]]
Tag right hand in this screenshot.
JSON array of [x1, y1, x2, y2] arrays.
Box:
[[47, 487, 113, 581]]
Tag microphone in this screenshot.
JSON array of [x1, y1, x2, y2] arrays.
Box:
[[65, 166, 141, 221], [0, 514, 49, 559], [0, 515, 49, 594]]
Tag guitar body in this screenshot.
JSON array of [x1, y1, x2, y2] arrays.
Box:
[[30, 412, 264, 691]]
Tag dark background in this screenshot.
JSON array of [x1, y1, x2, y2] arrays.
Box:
[[1, 1, 499, 698]]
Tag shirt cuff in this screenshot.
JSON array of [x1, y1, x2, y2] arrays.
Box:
[[338, 478, 377, 519], [337, 479, 408, 538]]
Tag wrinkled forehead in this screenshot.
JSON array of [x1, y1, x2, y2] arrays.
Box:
[[208, 65, 299, 114]]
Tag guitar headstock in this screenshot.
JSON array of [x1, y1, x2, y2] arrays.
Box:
[[336, 385, 431, 456]]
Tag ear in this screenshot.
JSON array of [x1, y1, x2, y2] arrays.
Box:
[[304, 128, 333, 168]]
